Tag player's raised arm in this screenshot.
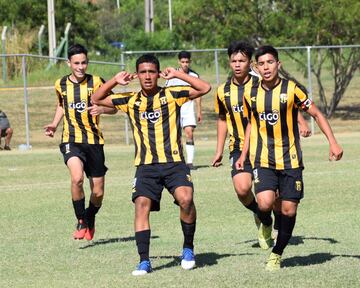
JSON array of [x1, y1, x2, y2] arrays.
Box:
[[161, 67, 211, 99], [92, 71, 134, 107]]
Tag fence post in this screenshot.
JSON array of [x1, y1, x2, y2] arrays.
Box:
[[214, 49, 220, 85], [38, 25, 45, 55], [306, 46, 315, 134], [22, 56, 31, 150], [2, 26, 7, 82]]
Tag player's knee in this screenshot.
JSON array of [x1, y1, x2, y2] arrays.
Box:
[[177, 194, 194, 210], [71, 176, 84, 188], [257, 200, 273, 212], [7, 127, 13, 136], [135, 196, 151, 211], [92, 189, 104, 199], [235, 185, 252, 199]]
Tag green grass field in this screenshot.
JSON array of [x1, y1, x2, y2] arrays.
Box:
[[1, 132, 359, 288]]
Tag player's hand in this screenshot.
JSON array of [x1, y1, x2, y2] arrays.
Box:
[[299, 125, 312, 137], [44, 124, 56, 137], [88, 104, 103, 116], [114, 71, 135, 85], [212, 153, 223, 167], [329, 143, 343, 161], [160, 67, 177, 80], [197, 112, 203, 124], [235, 154, 245, 170]]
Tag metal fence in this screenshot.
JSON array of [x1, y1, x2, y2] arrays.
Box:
[[1, 45, 360, 150]]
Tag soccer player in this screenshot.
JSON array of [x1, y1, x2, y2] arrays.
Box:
[[0, 110, 13, 150], [236, 45, 343, 271], [91, 54, 211, 275], [212, 41, 274, 250], [44, 44, 116, 241], [166, 51, 203, 169]]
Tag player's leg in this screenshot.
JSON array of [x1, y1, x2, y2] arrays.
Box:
[[183, 126, 195, 168], [4, 127, 13, 150], [131, 165, 162, 276], [66, 156, 87, 239], [266, 168, 303, 271]]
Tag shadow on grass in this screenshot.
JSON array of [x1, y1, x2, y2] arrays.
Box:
[[238, 235, 338, 249], [283, 252, 360, 268], [151, 252, 254, 271], [191, 164, 211, 170], [78, 235, 159, 250]]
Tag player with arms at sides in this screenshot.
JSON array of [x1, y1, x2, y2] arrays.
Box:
[[236, 45, 343, 270], [166, 51, 203, 169], [44, 44, 116, 241], [91, 54, 211, 275], [212, 41, 311, 249]]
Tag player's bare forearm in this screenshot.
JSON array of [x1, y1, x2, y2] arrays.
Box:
[[298, 111, 311, 137], [212, 118, 227, 167], [44, 104, 63, 137]]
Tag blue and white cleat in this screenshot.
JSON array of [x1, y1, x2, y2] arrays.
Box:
[[132, 260, 152, 276], [181, 248, 196, 270]]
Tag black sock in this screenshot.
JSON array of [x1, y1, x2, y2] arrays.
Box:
[[273, 210, 282, 230], [72, 198, 85, 220], [85, 201, 101, 229], [257, 210, 273, 227], [244, 198, 258, 214], [272, 214, 296, 255], [135, 230, 151, 262], [181, 220, 196, 249]]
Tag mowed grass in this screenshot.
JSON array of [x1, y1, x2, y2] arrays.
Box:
[[0, 132, 359, 288]]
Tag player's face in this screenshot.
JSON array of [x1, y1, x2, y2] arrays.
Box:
[[179, 58, 191, 73], [229, 52, 251, 81], [256, 53, 281, 84], [137, 62, 159, 92], [68, 53, 88, 81]]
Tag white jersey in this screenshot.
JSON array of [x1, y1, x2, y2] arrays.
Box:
[[166, 70, 199, 127]]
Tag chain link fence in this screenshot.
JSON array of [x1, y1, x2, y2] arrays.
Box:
[[1, 46, 359, 150]]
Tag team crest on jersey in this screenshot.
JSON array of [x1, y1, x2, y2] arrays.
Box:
[[251, 96, 256, 102], [224, 92, 230, 97], [140, 109, 161, 124], [61, 91, 67, 96], [280, 93, 288, 103], [134, 100, 141, 107], [69, 100, 87, 113], [87, 88, 93, 97], [295, 180, 302, 191], [159, 96, 167, 105]]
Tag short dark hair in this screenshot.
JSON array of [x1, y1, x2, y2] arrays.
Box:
[[227, 41, 254, 60], [68, 44, 88, 60], [178, 50, 191, 60], [136, 54, 160, 72], [255, 45, 279, 61]]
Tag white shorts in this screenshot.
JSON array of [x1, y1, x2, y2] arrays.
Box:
[[180, 101, 196, 128]]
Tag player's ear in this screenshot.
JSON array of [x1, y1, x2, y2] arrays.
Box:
[[278, 61, 282, 69]]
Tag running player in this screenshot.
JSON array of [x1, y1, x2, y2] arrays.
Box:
[[237, 45, 343, 270], [44, 44, 116, 241], [91, 54, 211, 275], [166, 51, 203, 169]]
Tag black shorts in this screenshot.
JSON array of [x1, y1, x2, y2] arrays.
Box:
[[132, 162, 194, 211], [253, 167, 304, 201], [1, 127, 9, 137], [230, 150, 253, 177], [59, 142, 108, 178]]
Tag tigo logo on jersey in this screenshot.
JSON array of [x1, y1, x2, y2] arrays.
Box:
[[69, 100, 87, 113], [140, 109, 161, 124], [259, 110, 279, 125], [232, 104, 243, 113]]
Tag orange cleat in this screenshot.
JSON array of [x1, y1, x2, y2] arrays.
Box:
[[73, 219, 87, 240], [85, 226, 95, 241]]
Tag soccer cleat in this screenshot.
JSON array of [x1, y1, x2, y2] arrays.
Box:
[[258, 223, 274, 250], [85, 227, 95, 241], [266, 252, 282, 271], [132, 260, 152, 276], [181, 248, 196, 270], [253, 213, 261, 230], [73, 219, 87, 240], [4, 145, 10, 151]]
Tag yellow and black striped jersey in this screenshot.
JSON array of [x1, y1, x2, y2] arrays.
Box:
[[215, 75, 260, 152], [243, 78, 312, 170], [55, 74, 105, 144], [111, 86, 191, 166]]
